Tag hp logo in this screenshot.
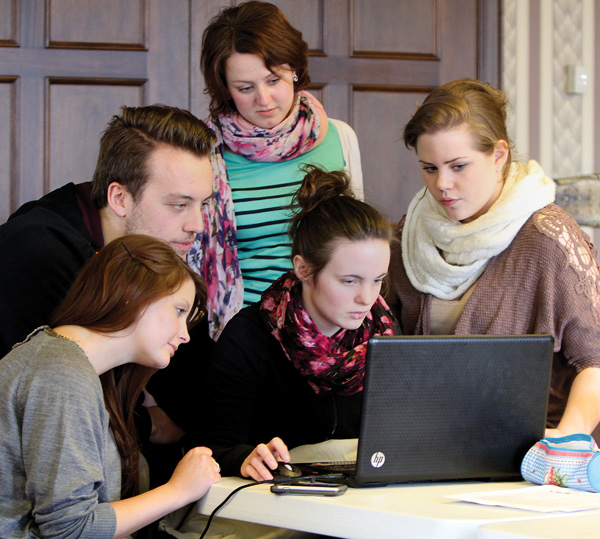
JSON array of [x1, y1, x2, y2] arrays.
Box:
[[370, 452, 385, 468]]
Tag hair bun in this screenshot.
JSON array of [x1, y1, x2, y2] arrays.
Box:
[[292, 164, 353, 214], [288, 165, 392, 280]]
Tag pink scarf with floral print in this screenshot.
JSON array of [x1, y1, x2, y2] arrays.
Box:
[[187, 92, 328, 339], [260, 271, 398, 396]]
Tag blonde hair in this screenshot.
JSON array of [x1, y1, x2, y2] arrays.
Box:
[[403, 79, 513, 180]]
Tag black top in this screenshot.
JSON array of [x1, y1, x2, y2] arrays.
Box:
[[196, 302, 363, 476], [0, 183, 101, 356], [0, 182, 215, 441]]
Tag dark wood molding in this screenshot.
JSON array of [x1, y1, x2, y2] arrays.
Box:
[[0, 76, 20, 214], [477, 0, 501, 87], [45, 0, 148, 51], [0, 0, 20, 47], [45, 76, 147, 87], [352, 51, 440, 61], [349, 0, 441, 61], [309, 0, 326, 56], [46, 41, 148, 51], [352, 84, 436, 94], [43, 76, 147, 193]]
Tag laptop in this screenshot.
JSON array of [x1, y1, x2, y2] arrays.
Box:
[[295, 334, 554, 487]]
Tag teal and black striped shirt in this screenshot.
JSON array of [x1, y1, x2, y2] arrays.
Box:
[[226, 120, 346, 306]]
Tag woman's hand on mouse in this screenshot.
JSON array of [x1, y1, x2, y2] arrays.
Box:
[[241, 437, 290, 481]]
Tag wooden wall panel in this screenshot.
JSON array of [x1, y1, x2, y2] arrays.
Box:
[[269, 0, 325, 54], [190, 0, 232, 119], [0, 77, 18, 223], [47, 0, 147, 49], [439, 0, 478, 83], [1, 0, 499, 222], [0, 1, 192, 219], [0, 0, 19, 46], [352, 88, 428, 221], [306, 84, 324, 105], [147, 0, 190, 108], [351, 0, 438, 58], [46, 79, 145, 192]]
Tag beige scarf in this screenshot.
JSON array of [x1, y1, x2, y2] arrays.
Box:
[[402, 160, 556, 299]]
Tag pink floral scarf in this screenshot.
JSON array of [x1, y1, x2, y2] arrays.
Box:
[[187, 92, 328, 339], [260, 271, 398, 396]]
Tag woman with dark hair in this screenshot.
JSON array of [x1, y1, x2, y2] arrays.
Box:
[[197, 166, 397, 480], [387, 78, 600, 438], [190, 0, 364, 339], [0, 235, 220, 539]]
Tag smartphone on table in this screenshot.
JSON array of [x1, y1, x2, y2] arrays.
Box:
[[270, 482, 348, 496]]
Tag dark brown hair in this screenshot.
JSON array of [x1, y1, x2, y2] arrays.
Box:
[[403, 79, 514, 180], [201, 0, 310, 118], [289, 165, 393, 281], [91, 104, 216, 208], [52, 234, 206, 497]]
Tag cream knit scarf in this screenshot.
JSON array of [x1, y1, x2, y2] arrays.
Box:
[[402, 160, 556, 299]]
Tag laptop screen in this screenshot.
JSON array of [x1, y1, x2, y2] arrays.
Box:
[[352, 334, 554, 486]]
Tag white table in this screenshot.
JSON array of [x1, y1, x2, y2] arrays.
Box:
[[478, 512, 600, 538], [195, 478, 581, 539]]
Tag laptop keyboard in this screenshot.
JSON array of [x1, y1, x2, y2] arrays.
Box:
[[307, 461, 357, 474]]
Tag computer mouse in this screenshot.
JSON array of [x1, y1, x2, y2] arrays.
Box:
[[274, 461, 303, 478]]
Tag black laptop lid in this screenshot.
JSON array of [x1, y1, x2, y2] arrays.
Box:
[[353, 334, 554, 486]]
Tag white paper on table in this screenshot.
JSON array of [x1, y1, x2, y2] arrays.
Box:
[[446, 485, 600, 513]]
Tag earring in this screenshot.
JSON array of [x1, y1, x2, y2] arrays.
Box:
[[293, 74, 298, 83]]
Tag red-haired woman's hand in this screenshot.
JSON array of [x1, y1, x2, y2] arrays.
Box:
[[168, 446, 221, 504]]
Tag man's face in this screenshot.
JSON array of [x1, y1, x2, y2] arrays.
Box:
[[124, 146, 213, 258]]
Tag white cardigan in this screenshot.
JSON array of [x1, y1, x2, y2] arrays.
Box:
[[331, 118, 364, 200]]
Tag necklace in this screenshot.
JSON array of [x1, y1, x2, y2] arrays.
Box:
[[45, 326, 88, 357]]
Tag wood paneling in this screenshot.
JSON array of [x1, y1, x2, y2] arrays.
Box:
[[0, 77, 18, 223], [353, 88, 429, 220], [477, 0, 500, 85], [46, 0, 147, 50], [300, 0, 492, 222], [270, 0, 325, 55], [438, 0, 478, 83], [0, 0, 19, 46], [190, 0, 232, 119], [147, 0, 191, 108], [351, 0, 438, 59], [0, 0, 193, 218], [46, 78, 145, 192], [1, 0, 500, 223], [306, 84, 324, 105]]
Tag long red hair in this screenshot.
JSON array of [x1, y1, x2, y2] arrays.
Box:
[[52, 234, 206, 497]]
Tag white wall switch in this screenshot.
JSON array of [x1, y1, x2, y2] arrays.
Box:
[[567, 65, 588, 95]]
